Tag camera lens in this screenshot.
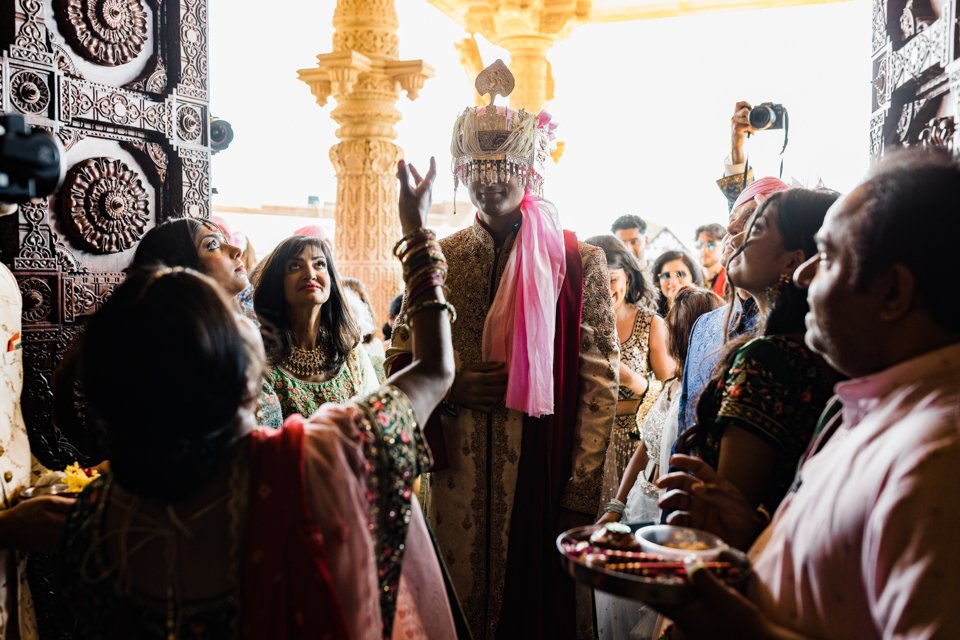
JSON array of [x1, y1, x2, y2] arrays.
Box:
[[210, 118, 234, 154], [749, 105, 774, 130]]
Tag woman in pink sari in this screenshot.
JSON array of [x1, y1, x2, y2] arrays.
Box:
[[57, 159, 457, 639]]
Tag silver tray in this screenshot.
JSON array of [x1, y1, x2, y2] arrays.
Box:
[[18, 484, 81, 500], [556, 524, 751, 606]]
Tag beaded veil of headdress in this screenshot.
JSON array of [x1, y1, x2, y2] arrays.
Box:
[[451, 60, 555, 200]]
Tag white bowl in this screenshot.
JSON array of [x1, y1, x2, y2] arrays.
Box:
[[635, 525, 727, 560]]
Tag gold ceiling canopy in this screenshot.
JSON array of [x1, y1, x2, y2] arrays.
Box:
[[428, 0, 849, 26], [428, 0, 851, 122]]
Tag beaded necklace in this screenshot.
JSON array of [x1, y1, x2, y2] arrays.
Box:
[[281, 345, 326, 378]]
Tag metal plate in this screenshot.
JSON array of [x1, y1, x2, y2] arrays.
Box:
[[556, 524, 751, 606], [19, 484, 80, 499]]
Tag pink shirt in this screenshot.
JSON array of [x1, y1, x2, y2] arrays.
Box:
[[748, 342, 960, 639]]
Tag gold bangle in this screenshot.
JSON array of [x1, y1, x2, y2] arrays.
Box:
[[393, 228, 435, 257], [403, 299, 457, 324], [605, 500, 626, 515], [756, 504, 771, 523]]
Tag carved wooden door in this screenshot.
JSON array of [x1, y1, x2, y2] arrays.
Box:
[[1, 0, 211, 470], [870, 0, 960, 156], [1, 2, 211, 635]]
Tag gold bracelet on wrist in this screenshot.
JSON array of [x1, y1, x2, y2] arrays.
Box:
[[393, 228, 435, 257], [605, 499, 626, 515], [403, 299, 457, 324], [756, 504, 771, 523]]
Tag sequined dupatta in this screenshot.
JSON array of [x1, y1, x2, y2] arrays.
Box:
[[353, 387, 434, 636], [251, 388, 454, 640]]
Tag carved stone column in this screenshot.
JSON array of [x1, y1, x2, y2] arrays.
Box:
[[498, 34, 554, 112], [452, 2, 588, 112], [298, 0, 432, 320]]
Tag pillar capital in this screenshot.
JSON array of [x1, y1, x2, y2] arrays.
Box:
[[298, 0, 432, 320], [442, 2, 588, 112]]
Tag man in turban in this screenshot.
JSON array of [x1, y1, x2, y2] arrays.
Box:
[[387, 63, 618, 640]]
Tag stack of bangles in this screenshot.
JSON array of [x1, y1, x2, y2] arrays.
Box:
[[393, 227, 457, 324], [605, 498, 626, 516]]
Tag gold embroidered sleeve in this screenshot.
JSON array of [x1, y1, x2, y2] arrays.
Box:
[[716, 168, 755, 212], [383, 292, 411, 376], [561, 244, 620, 514]]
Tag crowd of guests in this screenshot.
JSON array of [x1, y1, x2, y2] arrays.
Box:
[[0, 91, 956, 640]]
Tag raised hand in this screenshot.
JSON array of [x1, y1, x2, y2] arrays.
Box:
[[397, 157, 437, 235], [657, 454, 767, 552], [730, 100, 756, 165]]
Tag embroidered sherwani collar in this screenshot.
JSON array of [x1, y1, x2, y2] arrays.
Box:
[[471, 214, 521, 254]]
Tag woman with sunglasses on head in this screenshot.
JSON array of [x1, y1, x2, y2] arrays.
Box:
[[676, 188, 841, 520], [651, 250, 704, 317], [58, 158, 458, 639]]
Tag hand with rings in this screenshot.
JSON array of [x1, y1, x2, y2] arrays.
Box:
[[657, 454, 768, 552]]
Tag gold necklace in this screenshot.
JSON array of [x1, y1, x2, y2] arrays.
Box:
[[282, 345, 326, 378]]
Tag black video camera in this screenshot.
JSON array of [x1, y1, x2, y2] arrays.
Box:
[[748, 103, 787, 131], [0, 114, 64, 204]]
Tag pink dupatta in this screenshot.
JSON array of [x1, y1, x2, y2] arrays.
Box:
[[482, 193, 567, 417]]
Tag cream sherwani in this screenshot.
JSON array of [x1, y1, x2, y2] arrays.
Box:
[[387, 220, 618, 639]]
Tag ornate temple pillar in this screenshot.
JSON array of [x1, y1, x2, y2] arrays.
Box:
[[450, 2, 589, 113], [498, 34, 554, 113], [298, 0, 432, 320]]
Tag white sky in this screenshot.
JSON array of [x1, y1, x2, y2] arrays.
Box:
[[208, 0, 872, 247]]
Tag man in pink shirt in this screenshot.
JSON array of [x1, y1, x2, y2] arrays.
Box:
[[657, 149, 960, 638]]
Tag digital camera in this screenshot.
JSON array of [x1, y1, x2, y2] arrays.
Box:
[[0, 114, 64, 203], [748, 103, 787, 131]]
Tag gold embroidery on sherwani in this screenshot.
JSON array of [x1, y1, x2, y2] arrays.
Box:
[[717, 167, 755, 211], [560, 243, 620, 515], [385, 224, 619, 640]]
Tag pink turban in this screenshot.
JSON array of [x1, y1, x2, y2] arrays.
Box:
[[293, 224, 333, 250], [732, 176, 789, 211]]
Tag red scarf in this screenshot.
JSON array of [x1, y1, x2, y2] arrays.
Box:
[[496, 230, 583, 639], [711, 268, 728, 297], [243, 420, 350, 639]]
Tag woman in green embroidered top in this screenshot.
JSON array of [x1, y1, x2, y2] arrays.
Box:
[[677, 188, 842, 516], [253, 235, 379, 418]]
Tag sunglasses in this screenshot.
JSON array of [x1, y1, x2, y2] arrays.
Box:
[[695, 241, 717, 251], [658, 271, 690, 282]]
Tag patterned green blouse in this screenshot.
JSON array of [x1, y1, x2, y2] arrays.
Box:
[[692, 335, 830, 511], [270, 346, 377, 419], [57, 384, 430, 640], [256, 379, 283, 428]]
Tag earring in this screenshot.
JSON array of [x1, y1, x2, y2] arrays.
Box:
[[764, 272, 793, 306]]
